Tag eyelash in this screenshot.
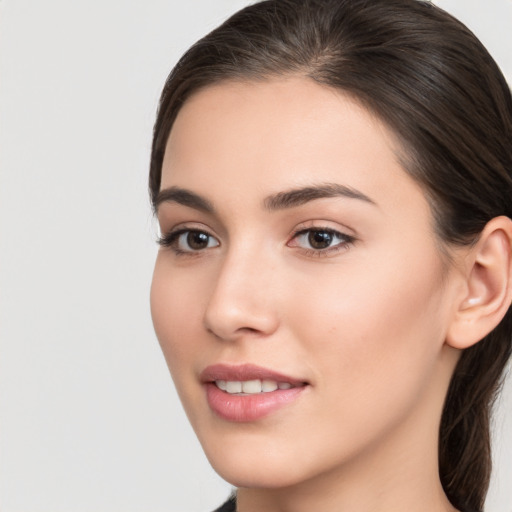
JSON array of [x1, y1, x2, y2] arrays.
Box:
[[288, 227, 356, 257], [157, 227, 355, 257], [157, 228, 219, 255]]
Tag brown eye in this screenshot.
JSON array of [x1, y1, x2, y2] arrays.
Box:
[[308, 230, 334, 249], [288, 227, 355, 255], [187, 231, 211, 250], [159, 229, 220, 253]]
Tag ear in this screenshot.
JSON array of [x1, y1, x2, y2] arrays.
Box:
[[446, 216, 512, 349]]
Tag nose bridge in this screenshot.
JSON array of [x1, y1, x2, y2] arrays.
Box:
[[203, 239, 279, 340]]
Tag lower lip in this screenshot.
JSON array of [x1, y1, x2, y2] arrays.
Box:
[[205, 383, 306, 422]]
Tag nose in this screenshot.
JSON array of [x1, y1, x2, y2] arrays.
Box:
[[203, 247, 280, 341]]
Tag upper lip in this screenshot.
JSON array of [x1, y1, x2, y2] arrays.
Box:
[[200, 363, 307, 385]]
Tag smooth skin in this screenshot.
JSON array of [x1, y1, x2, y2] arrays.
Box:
[[151, 77, 512, 512]]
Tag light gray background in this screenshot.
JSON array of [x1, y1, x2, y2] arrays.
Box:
[[0, 1, 510, 511]]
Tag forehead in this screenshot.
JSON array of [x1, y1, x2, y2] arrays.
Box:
[[161, 77, 424, 214]]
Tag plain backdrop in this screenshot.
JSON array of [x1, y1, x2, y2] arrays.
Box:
[[0, 1, 511, 511]]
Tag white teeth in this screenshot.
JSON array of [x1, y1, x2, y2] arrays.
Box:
[[215, 379, 295, 394], [242, 379, 262, 393], [226, 381, 242, 393], [261, 379, 278, 392]]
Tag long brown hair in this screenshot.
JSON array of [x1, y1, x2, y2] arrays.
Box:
[[149, 1, 512, 510]]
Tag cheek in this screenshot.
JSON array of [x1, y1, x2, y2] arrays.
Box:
[[286, 250, 448, 420], [150, 256, 206, 381]]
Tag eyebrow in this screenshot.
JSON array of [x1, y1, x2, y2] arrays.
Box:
[[263, 183, 376, 210], [154, 186, 214, 213], [154, 182, 376, 214]]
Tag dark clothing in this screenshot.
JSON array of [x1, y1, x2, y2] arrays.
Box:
[[213, 495, 236, 512], [213, 494, 480, 512]]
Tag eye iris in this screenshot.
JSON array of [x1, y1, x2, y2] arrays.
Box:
[[187, 231, 210, 250], [308, 230, 333, 249]]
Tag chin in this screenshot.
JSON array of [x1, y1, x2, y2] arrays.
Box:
[[211, 460, 301, 489], [200, 428, 353, 492], [199, 434, 308, 489]]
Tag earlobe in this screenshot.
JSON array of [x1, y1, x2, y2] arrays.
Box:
[[446, 216, 512, 349]]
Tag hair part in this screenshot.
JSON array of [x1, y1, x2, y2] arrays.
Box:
[[149, 1, 512, 510]]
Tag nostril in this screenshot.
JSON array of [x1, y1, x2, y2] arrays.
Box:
[[205, 324, 268, 341], [238, 326, 261, 334]]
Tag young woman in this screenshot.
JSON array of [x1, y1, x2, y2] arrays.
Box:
[[149, 1, 512, 511]]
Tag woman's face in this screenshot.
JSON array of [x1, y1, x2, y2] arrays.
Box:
[[151, 78, 462, 489]]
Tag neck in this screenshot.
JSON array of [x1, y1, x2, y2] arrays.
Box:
[[236, 439, 457, 512]]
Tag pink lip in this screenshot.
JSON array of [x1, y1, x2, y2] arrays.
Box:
[[201, 364, 308, 423], [200, 363, 305, 385]]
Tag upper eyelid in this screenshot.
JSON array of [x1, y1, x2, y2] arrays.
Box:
[[290, 220, 357, 237], [290, 227, 355, 242], [159, 221, 216, 235], [292, 226, 344, 236]]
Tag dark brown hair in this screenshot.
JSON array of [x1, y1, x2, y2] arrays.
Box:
[[149, 1, 512, 510]]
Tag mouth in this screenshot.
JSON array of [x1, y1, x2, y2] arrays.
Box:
[[200, 364, 309, 422], [214, 378, 298, 395]]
